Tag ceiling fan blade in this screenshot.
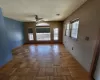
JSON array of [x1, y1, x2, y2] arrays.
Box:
[[34, 15, 38, 21], [34, 15, 44, 23]]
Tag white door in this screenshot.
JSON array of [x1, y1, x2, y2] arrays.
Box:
[[94, 55, 100, 80]]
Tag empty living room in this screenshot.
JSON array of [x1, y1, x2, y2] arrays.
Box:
[[0, 0, 100, 80]]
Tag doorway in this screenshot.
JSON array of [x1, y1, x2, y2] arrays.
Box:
[[94, 56, 100, 80], [90, 30, 100, 80]]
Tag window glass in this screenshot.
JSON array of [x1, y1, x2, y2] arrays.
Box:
[[36, 27, 51, 41], [71, 20, 79, 39], [54, 28, 59, 40], [66, 23, 70, 36], [36, 23, 50, 26], [28, 28, 34, 41]]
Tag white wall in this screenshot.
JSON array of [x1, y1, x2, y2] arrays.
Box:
[[63, 35, 96, 72], [63, 0, 100, 72]]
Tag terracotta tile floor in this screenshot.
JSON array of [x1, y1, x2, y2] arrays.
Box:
[[0, 44, 90, 80]]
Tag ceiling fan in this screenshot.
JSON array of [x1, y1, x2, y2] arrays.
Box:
[[34, 15, 44, 23]]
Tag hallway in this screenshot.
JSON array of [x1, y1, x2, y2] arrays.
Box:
[[0, 44, 90, 80]]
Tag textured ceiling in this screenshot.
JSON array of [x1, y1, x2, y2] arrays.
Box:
[[0, 0, 87, 22]]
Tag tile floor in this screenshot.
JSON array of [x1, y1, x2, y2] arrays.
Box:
[[0, 44, 90, 80]]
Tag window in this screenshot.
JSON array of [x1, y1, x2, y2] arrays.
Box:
[[71, 20, 79, 39], [36, 27, 51, 41], [36, 22, 50, 26], [28, 28, 34, 41], [65, 23, 71, 36], [53, 28, 59, 40]]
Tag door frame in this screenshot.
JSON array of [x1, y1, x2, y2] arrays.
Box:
[[90, 28, 100, 79]]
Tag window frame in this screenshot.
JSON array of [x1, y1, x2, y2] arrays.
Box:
[[53, 28, 59, 41], [28, 27, 34, 41], [65, 23, 71, 37], [70, 19, 79, 40], [36, 27, 51, 41]]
